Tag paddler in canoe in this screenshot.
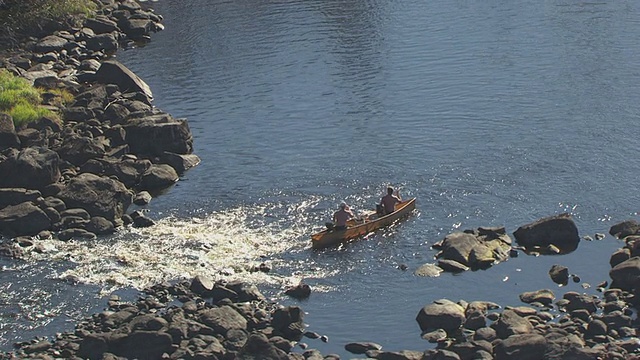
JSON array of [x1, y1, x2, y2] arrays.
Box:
[[379, 186, 402, 216]]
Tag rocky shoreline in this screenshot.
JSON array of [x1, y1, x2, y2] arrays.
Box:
[[1, 1, 640, 359], [0, 0, 200, 249]]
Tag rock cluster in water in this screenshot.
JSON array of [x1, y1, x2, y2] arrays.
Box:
[[4, 277, 323, 360], [0, 0, 200, 248]]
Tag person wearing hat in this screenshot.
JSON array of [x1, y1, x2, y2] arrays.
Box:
[[332, 202, 355, 230]]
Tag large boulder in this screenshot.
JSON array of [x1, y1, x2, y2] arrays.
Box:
[[123, 114, 193, 156], [609, 257, 640, 291], [110, 331, 173, 359], [57, 136, 106, 166], [0, 188, 41, 209], [494, 334, 547, 360], [435, 232, 479, 266], [271, 306, 305, 341], [199, 306, 247, 336], [0, 202, 51, 236], [57, 173, 133, 221], [161, 152, 201, 174], [433, 227, 511, 270], [95, 60, 152, 100], [490, 309, 534, 339], [0, 113, 20, 150], [84, 15, 119, 34], [513, 213, 579, 253], [102, 158, 151, 188], [0, 147, 61, 190], [416, 299, 466, 333], [609, 220, 640, 239], [139, 164, 179, 190], [34, 35, 69, 53], [86, 33, 119, 52]]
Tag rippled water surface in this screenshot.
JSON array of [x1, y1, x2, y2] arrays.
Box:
[[3, 0, 640, 355]]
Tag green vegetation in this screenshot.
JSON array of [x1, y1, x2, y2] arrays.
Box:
[[0, 69, 62, 128], [0, 0, 97, 46]]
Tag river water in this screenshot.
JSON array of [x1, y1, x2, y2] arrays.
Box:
[[2, 0, 640, 356]]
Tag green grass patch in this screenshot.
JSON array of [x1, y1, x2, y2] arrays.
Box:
[[8, 100, 52, 128], [1, 0, 97, 43], [0, 69, 61, 128]]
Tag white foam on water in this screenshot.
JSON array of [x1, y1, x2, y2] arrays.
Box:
[[25, 199, 339, 295]]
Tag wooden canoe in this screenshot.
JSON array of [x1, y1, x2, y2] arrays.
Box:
[[311, 198, 416, 249]]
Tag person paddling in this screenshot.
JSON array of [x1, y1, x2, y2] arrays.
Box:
[[332, 202, 354, 230], [380, 186, 402, 215]]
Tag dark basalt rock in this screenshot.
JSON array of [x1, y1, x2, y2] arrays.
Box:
[[57, 173, 133, 222], [0, 201, 51, 236], [0, 147, 61, 190], [513, 213, 580, 254]]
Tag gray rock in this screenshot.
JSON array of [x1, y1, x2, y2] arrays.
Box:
[[96, 60, 152, 100], [0, 202, 51, 236], [85, 216, 116, 234], [519, 289, 555, 306], [190, 275, 215, 295], [123, 114, 194, 157], [0, 113, 20, 150], [110, 331, 173, 359], [102, 158, 151, 188], [104, 103, 130, 124], [0, 147, 61, 190], [199, 306, 248, 335], [130, 210, 155, 228], [562, 292, 598, 313], [84, 15, 119, 34], [35, 35, 69, 52], [586, 319, 607, 337], [435, 232, 479, 266], [494, 333, 546, 360], [414, 263, 443, 277], [473, 326, 497, 342], [0, 188, 41, 209], [513, 213, 579, 253], [416, 300, 466, 333], [490, 309, 533, 339], [271, 306, 305, 341], [284, 282, 311, 300], [57, 135, 106, 166], [610, 248, 631, 268], [345, 342, 383, 354], [63, 107, 95, 122], [57, 228, 96, 241], [225, 281, 265, 302], [60, 208, 91, 220], [549, 264, 570, 285], [609, 257, 640, 291], [161, 152, 200, 174], [119, 18, 154, 40], [133, 191, 152, 205], [421, 328, 447, 343], [139, 164, 179, 190], [57, 173, 133, 221], [609, 220, 640, 239], [86, 33, 119, 52], [437, 259, 470, 273], [238, 332, 289, 360]]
